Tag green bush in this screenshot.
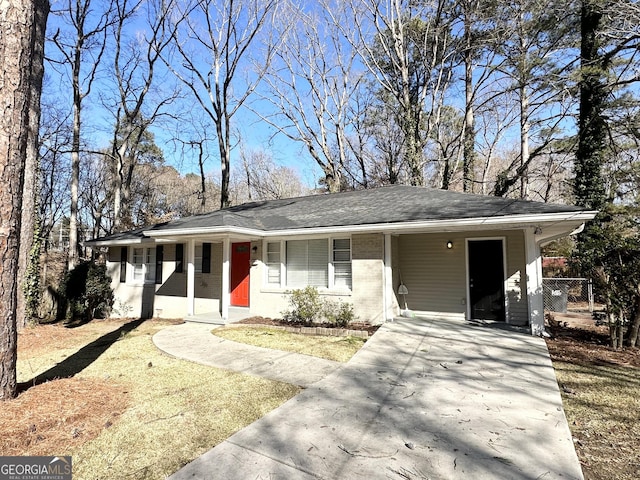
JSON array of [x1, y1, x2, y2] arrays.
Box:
[[282, 286, 357, 327], [324, 300, 356, 328], [282, 286, 323, 325], [62, 261, 114, 322]]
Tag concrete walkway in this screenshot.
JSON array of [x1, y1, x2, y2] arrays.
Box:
[[159, 317, 583, 480], [153, 322, 342, 387]]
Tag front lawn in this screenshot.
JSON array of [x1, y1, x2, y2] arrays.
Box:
[[5, 319, 300, 479], [212, 325, 367, 362]]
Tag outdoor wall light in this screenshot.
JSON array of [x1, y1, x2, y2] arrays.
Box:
[[446, 240, 453, 249], [251, 245, 258, 253]]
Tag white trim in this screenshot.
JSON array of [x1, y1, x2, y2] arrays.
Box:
[[263, 236, 352, 291], [186, 239, 195, 316], [129, 246, 156, 285], [465, 237, 508, 322], [384, 233, 394, 321], [221, 238, 231, 321], [525, 229, 544, 335]]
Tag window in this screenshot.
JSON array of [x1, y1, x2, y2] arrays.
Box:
[[133, 248, 144, 282], [145, 248, 156, 283], [175, 244, 184, 273], [287, 239, 328, 288], [266, 238, 351, 289], [132, 247, 156, 283], [194, 242, 212, 274], [155, 245, 164, 284], [119, 247, 127, 283], [333, 239, 352, 289], [195, 244, 203, 273], [266, 242, 281, 285]]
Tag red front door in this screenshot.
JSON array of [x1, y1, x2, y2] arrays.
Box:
[[230, 242, 251, 307]]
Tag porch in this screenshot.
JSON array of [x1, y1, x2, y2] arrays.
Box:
[[185, 307, 251, 325]]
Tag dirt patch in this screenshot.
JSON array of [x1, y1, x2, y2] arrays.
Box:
[[0, 377, 129, 456], [546, 315, 640, 368], [235, 316, 380, 335]]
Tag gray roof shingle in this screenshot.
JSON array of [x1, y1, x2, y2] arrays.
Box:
[[89, 185, 590, 243]]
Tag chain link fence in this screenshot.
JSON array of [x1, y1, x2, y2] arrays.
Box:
[[543, 278, 594, 314]]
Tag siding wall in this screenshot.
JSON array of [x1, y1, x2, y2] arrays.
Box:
[[396, 230, 528, 325], [249, 233, 386, 324], [351, 233, 385, 324], [105, 229, 529, 325], [107, 242, 223, 319]]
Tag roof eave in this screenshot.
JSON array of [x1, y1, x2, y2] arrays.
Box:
[[142, 210, 598, 239]]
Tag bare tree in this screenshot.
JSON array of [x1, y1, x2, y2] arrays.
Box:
[[0, 0, 49, 400], [164, 0, 280, 207], [345, 0, 458, 186], [17, 0, 49, 328], [50, 0, 113, 268], [257, 1, 363, 192], [491, 0, 575, 198], [108, 0, 179, 231], [39, 98, 72, 252], [237, 148, 306, 201]]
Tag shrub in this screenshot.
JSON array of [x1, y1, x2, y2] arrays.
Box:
[[324, 300, 357, 328], [282, 287, 357, 327], [62, 261, 114, 322], [281, 286, 323, 325]]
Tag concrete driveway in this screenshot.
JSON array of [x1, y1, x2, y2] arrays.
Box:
[[167, 317, 583, 480]]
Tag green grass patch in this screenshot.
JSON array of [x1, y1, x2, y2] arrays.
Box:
[[212, 326, 367, 362]]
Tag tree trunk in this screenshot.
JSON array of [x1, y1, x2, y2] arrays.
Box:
[[463, 10, 475, 193], [627, 294, 640, 348], [16, 0, 48, 329], [0, 0, 49, 400], [575, 0, 606, 210], [519, 83, 530, 199]]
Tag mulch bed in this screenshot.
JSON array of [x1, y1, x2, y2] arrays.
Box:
[[235, 316, 380, 335]]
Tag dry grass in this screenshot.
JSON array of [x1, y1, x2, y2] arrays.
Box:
[[546, 318, 640, 480], [6, 319, 300, 479], [212, 326, 367, 362]]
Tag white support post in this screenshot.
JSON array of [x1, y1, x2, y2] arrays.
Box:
[[187, 239, 195, 317], [384, 234, 394, 321], [221, 238, 230, 322], [525, 228, 544, 335]]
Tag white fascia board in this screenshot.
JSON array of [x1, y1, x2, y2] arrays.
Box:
[[143, 226, 264, 239], [142, 210, 597, 240], [86, 238, 155, 247]]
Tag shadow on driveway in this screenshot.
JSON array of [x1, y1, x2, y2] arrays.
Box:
[[170, 316, 584, 480]]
